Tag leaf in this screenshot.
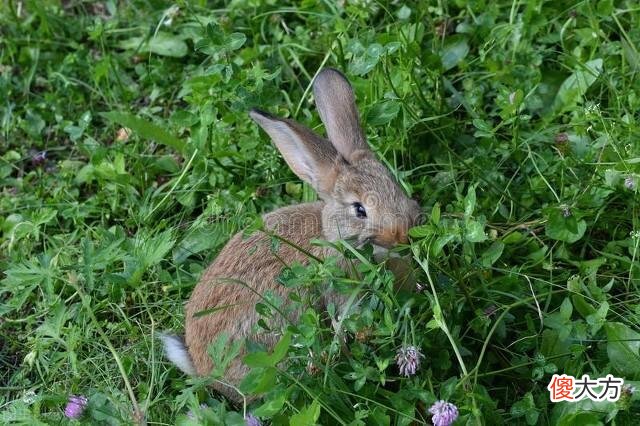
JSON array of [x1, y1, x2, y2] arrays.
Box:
[[193, 303, 242, 318], [243, 332, 291, 368], [440, 376, 458, 400], [173, 225, 224, 264], [545, 209, 587, 243], [270, 331, 292, 364], [366, 100, 400, 126], [559, 297, 572, 321], [367, 407, 391, 426], [226, 33, 246, 51], [540, 329, 572, 368], [551, 58, 603, 116], [432, 234, 456, 256], [134, 229, 175, 267], [101, 112, 185, 154], [440, 36, 469, 71], [557, 412, 603, 426], [551, 393, 615, 425], [239, 366, 277, 394], [465, 220, 487, 243], [567, 275, 597, 317], [431, 203, 441, 225], [605, 322, 640, 376], [243, 351, 271, 369], [289, 400, 320, 426], [502, 231, 524, 244], [597, 0, 614, 16], [119, 32, 188, 57], [472, 118, 493, 133], [510, 392, 539, 425], [481, 241, 504, 267], [408, 224, 435, 238], [397, 5, 411, 20], [622, 39, 640, 71], [0, 151, 19, 178], [24, 110, 45, 137], [586, 301, 608, 334], [464, 185, 476, 217], [207, 333, 243, 378], [349, 43, 385, 75], [253, 393, 286, 417], [604, 169, 622, 187]]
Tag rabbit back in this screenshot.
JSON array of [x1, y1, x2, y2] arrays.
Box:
[[184, 201, 326, 398]]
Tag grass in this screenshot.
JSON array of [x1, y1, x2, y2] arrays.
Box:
[[1, 0, 639, 424]]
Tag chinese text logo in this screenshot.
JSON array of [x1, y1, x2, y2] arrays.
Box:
[[547, 374, 624, 402]]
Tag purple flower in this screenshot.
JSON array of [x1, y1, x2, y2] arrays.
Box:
[[484, 305, 498, 317], [186, 403, 208, 419], [31, 150, 47, 166], [625, 176, 636, 190], [429, 400, 459, 426], [395, 345, 424, 377], [245, 413, 261, 426], [64, 395, 88, 419], [554, 133, 569, 143]]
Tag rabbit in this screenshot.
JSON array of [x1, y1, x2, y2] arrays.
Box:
[[162, 68, 421, 403]]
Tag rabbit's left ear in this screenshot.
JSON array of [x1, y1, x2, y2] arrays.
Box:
[[249, 109, 341, 196], [313, 68, 369, 161]]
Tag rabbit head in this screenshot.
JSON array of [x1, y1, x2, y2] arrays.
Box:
[[250, 68, 421, 253]]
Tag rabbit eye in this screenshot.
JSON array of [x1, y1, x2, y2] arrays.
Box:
[[353, 202, 367, 219]]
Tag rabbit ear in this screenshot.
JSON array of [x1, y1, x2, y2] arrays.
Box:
[[250, 109, 341, 195], [313, 68, 368, 160]]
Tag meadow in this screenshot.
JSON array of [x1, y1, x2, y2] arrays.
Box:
[[1, 0, 639, 424]]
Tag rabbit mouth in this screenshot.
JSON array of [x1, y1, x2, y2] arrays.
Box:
[[357, 235, 406, 260], [372, 243, 404, 260], [358, 236, 395, 256], [358, 235, 376, 247], [360, 234, 397, 250], [372, 244, 389, 256]]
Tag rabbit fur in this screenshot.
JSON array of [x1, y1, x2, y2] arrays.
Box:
[[162, 68, 421, 403]]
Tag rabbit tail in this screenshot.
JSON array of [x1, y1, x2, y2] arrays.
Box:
[[159, 333, 197, 376]]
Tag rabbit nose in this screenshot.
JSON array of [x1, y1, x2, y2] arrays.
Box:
[[375, 228, 408, 248]]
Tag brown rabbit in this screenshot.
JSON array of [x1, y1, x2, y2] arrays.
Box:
[[162, 68, 421, 403]]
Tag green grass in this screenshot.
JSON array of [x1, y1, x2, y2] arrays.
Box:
[[1, 0, 639, 424]]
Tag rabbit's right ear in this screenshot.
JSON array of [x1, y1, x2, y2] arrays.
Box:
[[313, 68, 369, 161], [250, 109, 341, 196]]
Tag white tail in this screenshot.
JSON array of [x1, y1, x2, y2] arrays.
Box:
[[159, 333, 197, 376]]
